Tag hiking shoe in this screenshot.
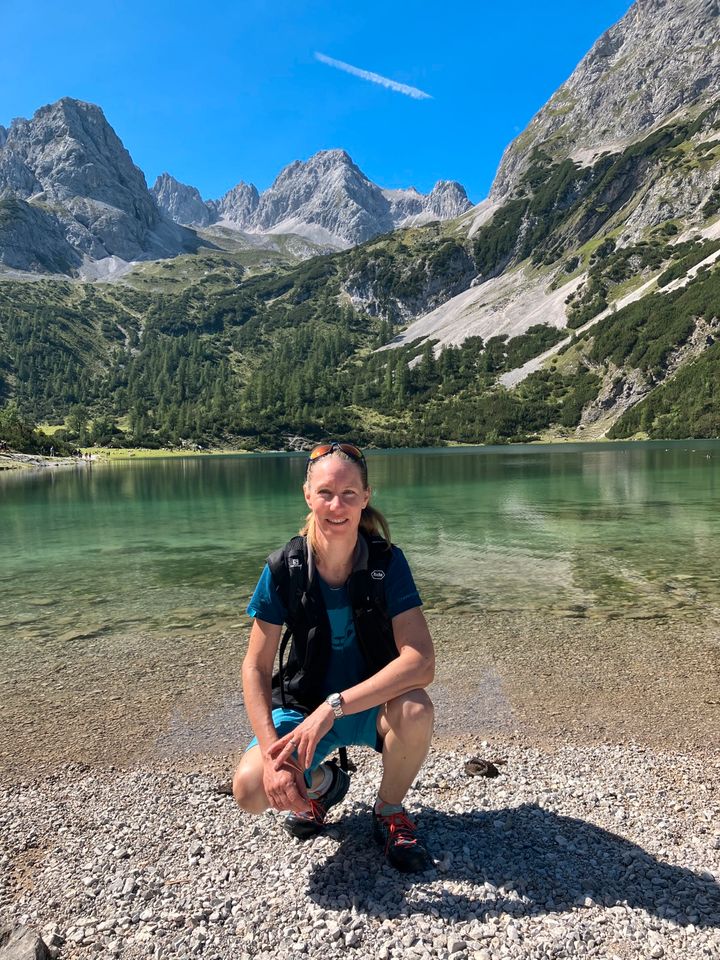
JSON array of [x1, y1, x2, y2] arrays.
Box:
[[373, 809, 432, 873], [283, 761, 350, 840]]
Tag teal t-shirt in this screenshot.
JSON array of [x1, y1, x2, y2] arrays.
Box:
[[317, 578, 367, 697], [246, 545, 422, 694]]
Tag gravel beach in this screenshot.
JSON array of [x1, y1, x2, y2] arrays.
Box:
[[2, 611, 720, 959], [0, 452, 87, 471], [2, 743, 719, 960]]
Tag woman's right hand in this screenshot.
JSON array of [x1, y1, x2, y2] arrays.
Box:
[[262, 754, 310, 813]]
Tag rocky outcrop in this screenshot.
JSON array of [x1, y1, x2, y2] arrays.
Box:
[[0, 197, 81, 273], [492, 0, 720, 200], [0, 925, 51, 960], [343, 237, 477, 324], [578, 363, 651, 434], [619, 104, 720, 238], [152, 173, 213, 227]]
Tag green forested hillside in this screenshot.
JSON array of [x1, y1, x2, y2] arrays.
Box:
[[602, 266, 720, 439], [1, 225, 718, 449], [610, 341, 720, 439], [0, 253, 588, 449]]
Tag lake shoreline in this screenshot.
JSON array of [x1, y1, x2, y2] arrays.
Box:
[[0, 450, 94, 471], [83, 435, 648, 461], [3, 444, 720, 956], [3, 609, 719, 787], [4, 433, 717, 472]]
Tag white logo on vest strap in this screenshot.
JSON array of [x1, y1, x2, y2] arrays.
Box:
[[370, 569, 385, 580], [288, 558, 302, 568]]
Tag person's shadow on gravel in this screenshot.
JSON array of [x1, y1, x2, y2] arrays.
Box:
[[307, 803, 720, 927]]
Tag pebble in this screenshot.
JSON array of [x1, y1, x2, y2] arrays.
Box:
[[0, 744, 719, 959]]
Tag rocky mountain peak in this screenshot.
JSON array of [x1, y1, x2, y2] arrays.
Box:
[[283, 148, 353, 171], [213, 181, 260, 225], [152, 172, 213, 227], [266, 149, 365, 195], [248, 150, 472, 245], [427, 180, 472, 218], [249, 149, 392, 245], [491, 0, 720, 199], [4, 98, 153, 210], [0, 97, 200, 269]]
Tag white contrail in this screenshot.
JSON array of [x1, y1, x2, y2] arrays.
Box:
[[315, 52, 432, 100]]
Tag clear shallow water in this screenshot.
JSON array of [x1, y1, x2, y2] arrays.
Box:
[[1, 441, 720, 659]]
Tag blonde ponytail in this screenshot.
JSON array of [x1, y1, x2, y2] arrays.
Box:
[[300, 510, 319, 555], [359, 504, 391, 545]]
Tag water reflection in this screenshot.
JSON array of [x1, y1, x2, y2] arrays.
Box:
[[1, 442, 720, 658]]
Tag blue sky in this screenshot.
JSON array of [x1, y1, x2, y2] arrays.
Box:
[[2, 0, 633, 204]]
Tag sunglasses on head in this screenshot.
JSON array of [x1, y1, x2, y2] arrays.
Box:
[[306, 442, 366, 472]]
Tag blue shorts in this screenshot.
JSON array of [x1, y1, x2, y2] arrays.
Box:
[[246, 706, 383, 772]]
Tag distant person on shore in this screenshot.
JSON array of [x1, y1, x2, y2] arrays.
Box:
[[233, 441, 435, 872]]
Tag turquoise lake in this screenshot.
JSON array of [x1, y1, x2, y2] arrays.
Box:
[[2, 440, 720, 654]]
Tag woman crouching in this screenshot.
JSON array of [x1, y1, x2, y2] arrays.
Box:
[[232, 442, 435, 873]]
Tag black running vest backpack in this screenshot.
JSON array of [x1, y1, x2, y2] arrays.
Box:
[[267, 532, 398, 713]]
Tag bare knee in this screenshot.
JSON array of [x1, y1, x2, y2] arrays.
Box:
[[232, 763, 267, 815], [386, 689, 434, 740]]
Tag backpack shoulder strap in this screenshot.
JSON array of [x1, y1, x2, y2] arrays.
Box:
[[267, 535, 307, 622], [350, 535, 392, 615], [368, 536, 393, 606], [267, 536, 308, 711]]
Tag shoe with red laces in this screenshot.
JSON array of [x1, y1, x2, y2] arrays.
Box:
[[282, 761, 350, 840], [373, 808, 432, 873]]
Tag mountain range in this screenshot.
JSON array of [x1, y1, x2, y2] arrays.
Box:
[[152, 153, 471, 248], [0, 0, 719, 449], [0, 101, 471, 275]]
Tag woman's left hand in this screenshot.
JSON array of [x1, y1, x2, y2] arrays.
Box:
[[269, 704, 334, 773]]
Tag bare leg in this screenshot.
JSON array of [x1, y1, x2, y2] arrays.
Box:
[[376, 689, 434, 805], [232, 746, 325, 814], [232, 745, 269, 814]]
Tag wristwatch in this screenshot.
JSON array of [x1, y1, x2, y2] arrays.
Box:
[[326, 692, 344, 719]]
